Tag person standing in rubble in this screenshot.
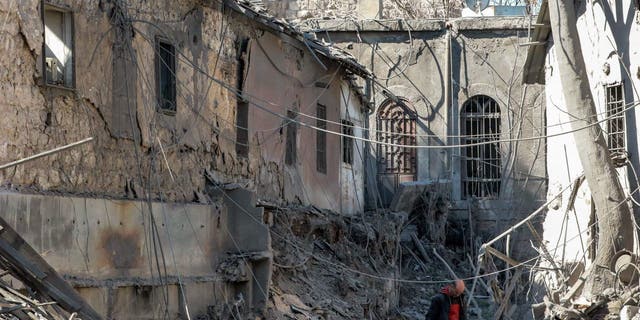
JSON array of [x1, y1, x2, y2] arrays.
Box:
[[425, 279, 466, 320]]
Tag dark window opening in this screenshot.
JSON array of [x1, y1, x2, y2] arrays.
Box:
[[376, 101, 417, 175], [316, 105, 327, 174], [235, 38, 250, 157], [43, 5, 74, 87], [285, 110, 297, 166], [235, 38, 250, 93], [605, 83, 625, 155], [342, 120, 354, 165], [461, 95, 501, 199], [236, 101, 249, 157], [156, 39, 176, 113]]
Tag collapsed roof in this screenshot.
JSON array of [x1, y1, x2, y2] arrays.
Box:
[[224, 0, 374, 79]]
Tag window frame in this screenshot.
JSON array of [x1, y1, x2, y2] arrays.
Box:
[[316, 104, 327, 174], [376, 99, 417, 176], [235, 101, 249, 158], [155, 37, 177, 115], [604, 82, 626, 155], [41, 2, 76, 90], [285, 110, 298, 166], [341, 119, 354, 166], [460, 95, 502, 199]]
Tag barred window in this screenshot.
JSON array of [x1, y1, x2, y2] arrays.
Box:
[[342, 120, 354, 165], [605, 83, 625, 154], [376, 100, 417, 175], [316, 105, 327, 174], [461, 95, 501, 199]]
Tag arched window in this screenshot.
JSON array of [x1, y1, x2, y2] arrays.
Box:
[[377, 100, 417, 176], [461, 95, 501, 198]]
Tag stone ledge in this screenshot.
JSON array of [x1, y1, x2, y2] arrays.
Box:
[[301, 17, 532, 32]]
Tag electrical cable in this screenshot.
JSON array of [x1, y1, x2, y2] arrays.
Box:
[[131, 18, 640, 150]]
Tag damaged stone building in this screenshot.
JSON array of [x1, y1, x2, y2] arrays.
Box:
[[0, 0, 371, 317], [0, 0, 565, 318], [300, 16, 547, 257], [524, 0, 640, 270]]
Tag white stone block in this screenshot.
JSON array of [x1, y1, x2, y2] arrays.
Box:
[[621, 305, 640, 320]]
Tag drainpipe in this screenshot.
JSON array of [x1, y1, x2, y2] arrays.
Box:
[[444, 24, 452, 182]]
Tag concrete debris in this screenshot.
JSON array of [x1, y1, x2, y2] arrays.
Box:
[[264, 204, 493, 319]]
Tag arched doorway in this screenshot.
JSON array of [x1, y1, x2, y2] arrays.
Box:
[[376, 99, 417, 205]]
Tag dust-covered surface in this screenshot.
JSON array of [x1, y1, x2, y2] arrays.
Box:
[[263, 204, 495, 319]]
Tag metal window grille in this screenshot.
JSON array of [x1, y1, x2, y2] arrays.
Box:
[[605, 83, 625, 154], [376, 101, 417, 175], [285, 110, 297, 166], [461, 95, 501, 199], [316, 105, 327, 173], [342, 120, 354, 165], [156, 39, 176, 113]]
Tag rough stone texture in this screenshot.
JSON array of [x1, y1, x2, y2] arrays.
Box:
[[0, 0, 366, 214], [0, 0, 236, 202], [262, 0, 463, 21]]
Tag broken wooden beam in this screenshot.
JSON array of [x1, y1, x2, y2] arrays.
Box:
[[494, 267, 523, 320], [484, 246, 523, 267], [0, 218, 102, 319]]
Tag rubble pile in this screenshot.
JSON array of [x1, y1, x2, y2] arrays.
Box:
[[534, 266, 640, 319], [263, 202, 491, 319]]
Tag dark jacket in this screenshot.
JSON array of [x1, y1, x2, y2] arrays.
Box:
[[425, 292, 466, 320]]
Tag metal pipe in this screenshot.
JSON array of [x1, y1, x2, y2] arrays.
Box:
[[0, 137, 94, 171]]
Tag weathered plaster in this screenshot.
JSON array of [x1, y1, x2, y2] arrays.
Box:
[[542, 0, 640, 264], [312, 17, 547, 257]]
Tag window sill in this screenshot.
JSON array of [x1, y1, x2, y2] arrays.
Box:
[[157, 109, 177, 116], [40, 81, 76, 92]]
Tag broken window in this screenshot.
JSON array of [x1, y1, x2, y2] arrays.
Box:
[[376, 100, 417, 175], [155, 38, 176, 113], [285, 110, 297, 166], [605, 83, 625, 155], [461, 95, 501, 199], [316, 105, 327, 174], [43, 5, 74, 88], [342, 120, 354, 165]]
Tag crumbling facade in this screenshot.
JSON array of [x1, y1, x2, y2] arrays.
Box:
[[307, 17, 547, 258], [524, 0, 640, 265], [0, 0, 369, 317]]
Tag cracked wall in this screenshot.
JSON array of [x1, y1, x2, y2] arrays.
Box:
[[0, 0, 365, 213], [309, 18, 547, 258], [0, 0, 367, 317]]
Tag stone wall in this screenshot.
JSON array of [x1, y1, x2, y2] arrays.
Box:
[[262, 0, 463, 21], [0, 0, 245, 202], [307, 18, 547, 258], [0, 0, 365, 213]]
